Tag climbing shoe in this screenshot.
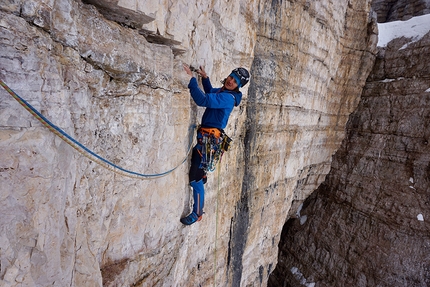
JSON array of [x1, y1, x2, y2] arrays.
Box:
[[180, 212, 202, 225]]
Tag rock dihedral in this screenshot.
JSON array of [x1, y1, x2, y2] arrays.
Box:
[[269, 12, 430, 287], [0, 0, 376, 286]]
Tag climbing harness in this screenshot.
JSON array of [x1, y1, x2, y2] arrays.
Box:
[[197, 126, 232, 173], [0, 79, 194, 179]]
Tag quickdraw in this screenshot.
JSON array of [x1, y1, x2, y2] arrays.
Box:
[[198, 126, 232, 172]]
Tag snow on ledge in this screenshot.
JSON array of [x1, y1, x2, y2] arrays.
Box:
[[377, 14, 430, 47], [417, 214, 424, 221]]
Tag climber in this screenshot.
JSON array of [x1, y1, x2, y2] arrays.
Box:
[[180, 64, 250, 225]]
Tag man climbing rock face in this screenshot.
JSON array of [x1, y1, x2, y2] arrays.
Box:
[[181, 64, 250, 225]]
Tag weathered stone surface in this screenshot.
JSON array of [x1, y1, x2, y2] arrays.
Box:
[[83, 0, 155, 28], [0, 0, 376, 286], [269, 17, 430, 287], [227, 0, 377, 285], [372, 0, 430, 22]]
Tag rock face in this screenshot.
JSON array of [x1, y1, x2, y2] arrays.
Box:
[[372, 0, 430, 22], [0, 0, 376, 286], [269, 10, 430, 287]]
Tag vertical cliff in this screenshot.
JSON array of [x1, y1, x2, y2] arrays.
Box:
[[372, 0, 430, 22], [0, 0, 376, 286], [229, 1, 376, 285], [269, 8, 430, 287]]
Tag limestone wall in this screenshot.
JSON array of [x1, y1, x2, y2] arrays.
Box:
[[372, 0, 430, 22], [269, 10, 430, 287], [0, 0, 376, 286]]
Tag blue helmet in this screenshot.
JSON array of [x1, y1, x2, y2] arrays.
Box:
[[230, 67, 250, 88]]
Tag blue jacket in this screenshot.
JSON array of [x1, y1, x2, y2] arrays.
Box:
[[188, 77, 243, 129]]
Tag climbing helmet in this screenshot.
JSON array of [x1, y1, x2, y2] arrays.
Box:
[[230, 67, 250, 88]]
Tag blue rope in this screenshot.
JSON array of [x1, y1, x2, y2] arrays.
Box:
[[1, 79, 194, 179]]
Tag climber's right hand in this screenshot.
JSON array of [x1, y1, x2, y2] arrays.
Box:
[[183, 64, 193, 77]]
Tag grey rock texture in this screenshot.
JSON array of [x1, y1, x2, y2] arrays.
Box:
[[269, 12, 430, 287], [372, 0, 430, 22], [0, 0, 376, 286]]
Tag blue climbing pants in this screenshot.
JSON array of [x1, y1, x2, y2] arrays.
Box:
[[191, 179, 205, 216]]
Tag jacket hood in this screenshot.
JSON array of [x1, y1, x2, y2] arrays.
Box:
[[224, 89, 242, 106], [234, 91, 243, 106]]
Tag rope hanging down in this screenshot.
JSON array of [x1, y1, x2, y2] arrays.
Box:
[[0, 79, 194, 179]]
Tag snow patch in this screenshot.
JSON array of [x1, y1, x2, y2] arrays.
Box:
[[300, 215, 308, 225], [296, 203, 308, 225], [296, 203, 303, 217], [290, 267, 315, 287], [418, 214, 424, 221], [378, 77, 405, 83], [409, 177, 414, 183], [377, 14, 430, 48], [425, 88, 430, 93]]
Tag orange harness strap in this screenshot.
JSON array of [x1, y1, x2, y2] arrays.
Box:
[[199, 127, 222, 139]]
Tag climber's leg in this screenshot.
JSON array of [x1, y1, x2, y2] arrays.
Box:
[[180, 179, 205, 225], [191, 179, 205, 216], [181, 134, 208, 226], [189, 143, 206, 183]]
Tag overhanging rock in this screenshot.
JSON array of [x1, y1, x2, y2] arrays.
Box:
[[83, 0, 155, 28], [83, 0, 186, 55]]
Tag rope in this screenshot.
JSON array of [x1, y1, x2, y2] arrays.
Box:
[[0, 79, 194, 179]]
